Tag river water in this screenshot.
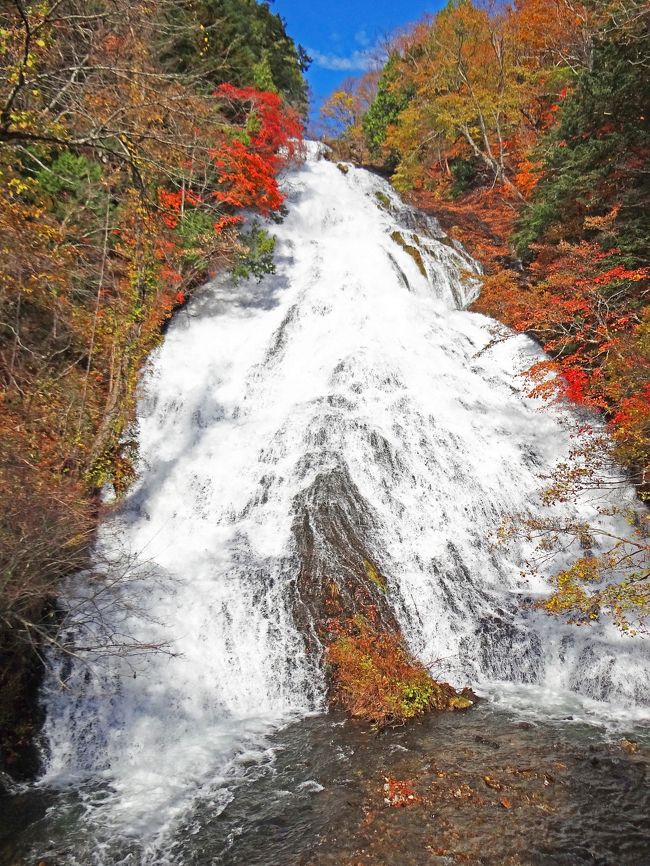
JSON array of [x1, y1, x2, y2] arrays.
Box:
[[1, 143, 648, 865]]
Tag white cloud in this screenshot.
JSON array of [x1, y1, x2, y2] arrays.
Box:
[[355, 29, 370, 47], [308, 47, 375, 71]]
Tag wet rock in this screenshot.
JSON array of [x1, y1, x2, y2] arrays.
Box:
[[390, 230, 427, 277], [475, 734, 501, 750], [292, 465, 402, 646], [449, 694, 474, 711], [374, 191, 392, 211]]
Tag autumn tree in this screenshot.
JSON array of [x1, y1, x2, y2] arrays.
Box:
[[359, 0, 588, 192], [515, 0, 650, 259], [158, 0, 311, 113], [318, 71, 380, 161]]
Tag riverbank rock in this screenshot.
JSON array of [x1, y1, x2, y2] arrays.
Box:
[[326, 616, 475, 726], [292, 465, 475, 726]]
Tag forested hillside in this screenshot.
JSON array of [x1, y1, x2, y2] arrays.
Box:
[[0, 0, 306, 770]]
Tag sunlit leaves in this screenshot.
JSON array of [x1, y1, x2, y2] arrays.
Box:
[[326, 615, 469, 726]]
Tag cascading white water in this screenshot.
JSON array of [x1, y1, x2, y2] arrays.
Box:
[[40, 143, 649, 856]]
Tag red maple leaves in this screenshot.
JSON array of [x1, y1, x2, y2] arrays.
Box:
[[211, 84, 303, 217], [151, 84, 304, 312]]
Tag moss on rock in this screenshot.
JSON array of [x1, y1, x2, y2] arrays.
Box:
[[363, 558, 387, 592], [390, 231, 427, 277], [449, 694, 475, 710], [375, 190, 392, 211]]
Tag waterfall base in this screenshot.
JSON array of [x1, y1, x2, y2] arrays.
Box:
[[2, 705, 648, 866]]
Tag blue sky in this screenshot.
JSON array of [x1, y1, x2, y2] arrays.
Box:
[[272, 0, 444, 116]]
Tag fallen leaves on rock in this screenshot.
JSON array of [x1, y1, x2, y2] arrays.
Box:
[[383, 776, 421, 807], [483, 774, 503, 791]]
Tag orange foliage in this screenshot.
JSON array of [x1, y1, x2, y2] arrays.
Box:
[[383, 777, 422, 807], [410, 185, 518, 272], [474, 240, 649, 487], [325, 616, 473, 727]]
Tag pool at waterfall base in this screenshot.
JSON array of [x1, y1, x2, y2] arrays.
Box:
[[2, 702, 649, 865]]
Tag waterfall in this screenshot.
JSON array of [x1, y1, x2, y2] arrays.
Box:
[[39, 143, 649, 857]]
